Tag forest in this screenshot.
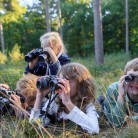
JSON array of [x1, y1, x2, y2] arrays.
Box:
[[0, 0, 138, 59]]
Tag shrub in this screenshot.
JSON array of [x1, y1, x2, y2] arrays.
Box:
[[0, 51, 7, 64], [9, 44, 24, 62]]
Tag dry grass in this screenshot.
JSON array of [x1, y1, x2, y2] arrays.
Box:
[[1, 52, 138, 137]]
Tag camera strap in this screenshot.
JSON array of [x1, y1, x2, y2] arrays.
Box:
[[45, 62, 51, 75], [45, 90, 59, 117]]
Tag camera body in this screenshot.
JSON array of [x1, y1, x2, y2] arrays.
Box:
[[125, 74, 138, 83], [0, 87, 25, 114], [36, 76, 61, 91], [25, 48, 50, 63], [0, 87, 15, 97]]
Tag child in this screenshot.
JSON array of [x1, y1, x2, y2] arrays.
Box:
[[9, 73, 39, 118], [103, 58, 138, 127], [25, 32, 70, 76], [30, 63, 99, 134]]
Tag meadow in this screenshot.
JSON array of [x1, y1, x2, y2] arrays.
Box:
[[0, 52, 138, 138]]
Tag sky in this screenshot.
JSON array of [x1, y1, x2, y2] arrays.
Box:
[[19, 0, 39, 7]]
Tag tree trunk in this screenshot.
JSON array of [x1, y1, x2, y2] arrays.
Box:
[[125, 0, 129, 54], [93, 0, 104, 65], [0, 21, 5, 53], [45, 0, 51, 32], [57, 0, 63, 39]]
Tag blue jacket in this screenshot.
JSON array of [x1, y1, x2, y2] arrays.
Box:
[[25, 53, 71, 76]]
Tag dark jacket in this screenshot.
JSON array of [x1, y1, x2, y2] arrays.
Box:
[[25, 53, 71, 76]]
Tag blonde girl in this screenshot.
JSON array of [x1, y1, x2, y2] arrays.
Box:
[[25, 32, 70, 76]]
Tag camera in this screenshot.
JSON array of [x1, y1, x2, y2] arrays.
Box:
[[0, 87, 25, 114], [25, 48, 50, 63], [125, 74, 138, 83], [36, 76, 61, 91]]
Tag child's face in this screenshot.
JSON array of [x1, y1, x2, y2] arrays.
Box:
[[18, 90, 35, 107], [69, 79, 78, 98], [126, 69, 138, 101]]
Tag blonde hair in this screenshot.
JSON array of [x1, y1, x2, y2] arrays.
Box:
[[16, 73, 39, 105], [40, 32, 66, 54], [124, 58, 138, 74], [58, 62, 95, 111]]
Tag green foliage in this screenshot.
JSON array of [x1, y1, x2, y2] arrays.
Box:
[[0, 0, 26, 22], [9, 44, 24, 62], [3, 3, 46, 53], [61, 0, 94, 56], [102, 0, 126, 53], [0, 51, 7, 64], [1, 0, 138, 59]]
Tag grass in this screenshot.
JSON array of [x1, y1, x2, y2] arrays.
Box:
[[71, 52, 130, 97], [0, 52, 138, 138]]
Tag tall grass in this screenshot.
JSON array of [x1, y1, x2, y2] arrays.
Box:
[[1, 52, 138, 138], [72, 52, 130, 97]]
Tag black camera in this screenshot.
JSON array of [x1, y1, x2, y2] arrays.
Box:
[[25, 48, 50, 63], [36, 76, 61, 91], [0, 87, 25, 114], [125, 74, 138, 83]]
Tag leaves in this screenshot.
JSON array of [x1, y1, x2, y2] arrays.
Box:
[[1, 0, 138, 57]]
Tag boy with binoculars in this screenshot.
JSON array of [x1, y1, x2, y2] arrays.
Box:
[[103, 58, 138, 127]]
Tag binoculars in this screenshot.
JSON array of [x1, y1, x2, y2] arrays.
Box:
[[125, 74, 138, 83], [25, 48, 50, 63], [36, 76, 61, 91]]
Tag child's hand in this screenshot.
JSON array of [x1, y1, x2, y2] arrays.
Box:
[[118, 75, 129, 100], [36, 88, 49, 99], [0, 84, 10, 89], [9, 94, 22, 117], [43, 47, 58, 63], [58, 79, 75, 111], [58, 79, 71, 103]]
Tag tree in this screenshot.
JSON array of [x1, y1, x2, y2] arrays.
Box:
[[0, 20, 5, 53], [57, 0, 63, 39], [45, 0, 51, 32], [0, 0, 26, 53], [93, 0, 104, 65], [125, 0, 129, 54], [61, 0, 94, 56]]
